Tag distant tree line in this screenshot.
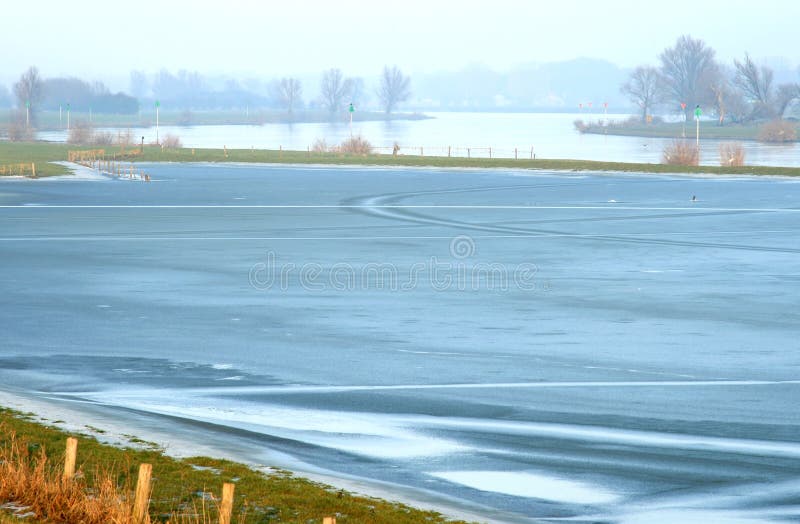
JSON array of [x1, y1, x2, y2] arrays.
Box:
[[622, 35, 800, 125], [4, 66, 139, 124], [40, 77, 138, 114], [127, 66, 411, 117]]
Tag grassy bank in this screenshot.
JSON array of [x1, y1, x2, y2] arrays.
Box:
[[2, 140, 800, 177], [0, 407, 469, 524], [579, 120, 800, 141]]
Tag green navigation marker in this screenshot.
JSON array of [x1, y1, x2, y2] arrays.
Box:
[[349, 103, 354, 113], [156, 100, 160, 108], [694, 105, 702, 118]]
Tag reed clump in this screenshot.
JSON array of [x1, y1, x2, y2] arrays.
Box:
[[662, 140, 699, 166]]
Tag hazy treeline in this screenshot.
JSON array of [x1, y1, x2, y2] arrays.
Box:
[[127, 66, 409, 115], [9, 68, 138, 117], [3, 46, 798, 117], [622, 35, 800, 125], [2, 65, 412, 119]]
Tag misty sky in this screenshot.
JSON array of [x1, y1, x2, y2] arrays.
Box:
[[2, 0, 798, 87]]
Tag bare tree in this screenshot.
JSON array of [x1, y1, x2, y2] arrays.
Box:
[[348, 77, 368, 107], [0, 84, 11, 108], [733, 54, 774, 120], [13, 67, 43, 119], [705, 63, 733, 126], [377, 66, 411, 115], [621, 66, 662, 123], [659, 36, 718, 121], [275, 77, 303, 115], [775, 83, 800, 119], [320, 68, 351, 114]]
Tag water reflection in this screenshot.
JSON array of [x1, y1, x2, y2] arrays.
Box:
[[37, 112, 799, 167]]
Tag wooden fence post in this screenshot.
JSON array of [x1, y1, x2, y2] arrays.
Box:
[[31, 163, 36, 177], [448, 146, 451, 157], [132, 463, 152, 524], [489, 147, 492, 159], [515, 148, 518, 160], [467, 148, 471, 159], [63, 437, 78, 480], [219, 482, 235, 524]]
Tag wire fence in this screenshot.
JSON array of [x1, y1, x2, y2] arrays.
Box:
[[364, 145, 537, 159]]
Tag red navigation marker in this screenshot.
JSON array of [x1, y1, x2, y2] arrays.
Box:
[[681, 102, 687, 110]]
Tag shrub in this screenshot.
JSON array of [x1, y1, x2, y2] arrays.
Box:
[[67, 121, 93, 145], [161, 134, 182, 149], [92, 131, 114, 146], [719, 142, 746, 167], [311, 138, 328, 153], [116, 128, 135, 147], [662, 140, 699, 166], [339, 135, 372, 155], [6, 111, 34, 142], [758, 120, 798, 143]]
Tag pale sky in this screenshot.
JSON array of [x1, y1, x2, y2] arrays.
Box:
[[1, 0, 798, 86]]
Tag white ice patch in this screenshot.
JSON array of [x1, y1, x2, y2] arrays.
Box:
[[430, 471, 619, 505], [102, 397, 468, 459], [616, 509, 773, 524]]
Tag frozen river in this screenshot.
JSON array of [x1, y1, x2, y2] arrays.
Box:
[[1, 164, 800, 522]]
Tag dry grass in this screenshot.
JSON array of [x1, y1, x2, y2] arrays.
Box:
[[0, 431, 132, 523], [758, 120, 798, 143], [339, 135, 372, 155], [662, 140, 700, 166], [720, 142, 746, 167], [311, 138, 329, 153], [161, 134, 183, 149], [0, 430, 241, 524]]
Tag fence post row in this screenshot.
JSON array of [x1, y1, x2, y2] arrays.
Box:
[[58, 440, 343, 524]]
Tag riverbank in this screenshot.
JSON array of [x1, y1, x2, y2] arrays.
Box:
[[3, 141, 800, 178], [577, 119, 800, 142], [0, 389, 492, 524]]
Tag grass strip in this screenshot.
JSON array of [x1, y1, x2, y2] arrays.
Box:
[[2, 141, 800, 178], [0, 407, 470, 523]]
